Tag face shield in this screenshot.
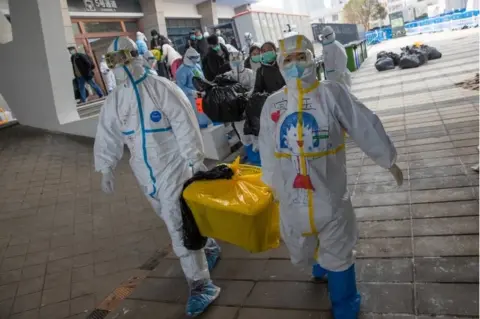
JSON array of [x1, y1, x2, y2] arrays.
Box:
[[105, 50, 135, 69], [106, 37, 140, 83], [321, 26, 335, 44], [278, 35, 316, 86], [184, 47, 201, 66], [229, 52, 244, 72]]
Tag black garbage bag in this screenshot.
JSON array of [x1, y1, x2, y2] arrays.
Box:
[[377, 51, 400, 66], [244, 92, 270, 136], [388, 52, 401, 66], [192, 76, 213, 92], [203, 85, 248, 122], [375, 57, 395, 71], [420, 45, 442, 60], [412, 48, 428, 65], [377, 51, 388, 59], [213, 74, 250, 94], [399, 53, 420, 69], [156, 61, 171, 79], [193, 75, 248, 122], [180, 165, 235, 250]]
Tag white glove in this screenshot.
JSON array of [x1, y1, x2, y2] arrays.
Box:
[[101, 169, 115, 194], [192, 162, 208, 173], [252, 137, 259, 152], [389, 164, 403, 186]]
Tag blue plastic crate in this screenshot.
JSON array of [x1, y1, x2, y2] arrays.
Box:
[[245, 144, 261, 166]]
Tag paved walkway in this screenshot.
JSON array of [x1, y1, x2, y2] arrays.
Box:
[[0, 30, 478, 319]]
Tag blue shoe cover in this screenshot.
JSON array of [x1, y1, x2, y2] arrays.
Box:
[[205, 245, 221, 272], [312, 264, 328, 280], [327, 265, 361, 319], [186, 281, 221, 317]]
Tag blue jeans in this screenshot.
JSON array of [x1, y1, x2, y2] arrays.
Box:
[[76, 77, 104, 103]]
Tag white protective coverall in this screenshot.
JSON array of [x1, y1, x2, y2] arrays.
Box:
[[100, 55, 116, 92], [258, 34, 400, 319], [94, 37, 221, 317], [224, 51, 255, 146], [143, 50, 158, 75], [225, 44, 239, 53], [321, 26, 352, 89]]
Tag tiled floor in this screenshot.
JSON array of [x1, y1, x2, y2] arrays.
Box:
[[0, 30, 478, 319]]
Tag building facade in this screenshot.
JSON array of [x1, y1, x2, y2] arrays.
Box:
[[0, 0, 253, 136]]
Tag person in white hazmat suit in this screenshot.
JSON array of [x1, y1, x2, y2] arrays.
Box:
[[321, 26, 352, 89], [258, 35, 404, 319], [93, 37, 221, 317], [224, 51, 256, 146], [100, 55, 116, 92], [215, 29, 226, 45]]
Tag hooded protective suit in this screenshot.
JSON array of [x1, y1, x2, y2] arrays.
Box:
[[224, 51, 255, 90], [258, 35, 399, 319], [143, 51, 158, 75], [224, 51, 255, 146], [100, 55, 116, 92], [242, 32, 253, 54], [321, 26, 352, 89], [215, 30, 226, 45], [94, 37, 220, 317], [136, 31, 148, 55], [176, 47, 211, 129]]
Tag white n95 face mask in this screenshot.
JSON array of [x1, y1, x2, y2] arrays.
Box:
[[113, 66, 129, 84]]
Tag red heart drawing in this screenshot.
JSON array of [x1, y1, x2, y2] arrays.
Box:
[[271, 110, 281, 123]]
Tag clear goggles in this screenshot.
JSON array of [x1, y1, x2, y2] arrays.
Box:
[[229, 53, 244, 63], [187, 55, 200, 61], [105, 50, 137, 69], [281, 49, 314, 68]]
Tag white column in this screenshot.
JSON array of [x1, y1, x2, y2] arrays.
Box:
[[197, 0, 219, 31], [60, 0, 76, 48], [0, 0, 79, 130], [139, 0, 167, 41]]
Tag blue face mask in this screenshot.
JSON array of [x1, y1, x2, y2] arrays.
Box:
[[284, 63, 306, 80], [231, 61, 242, 68]]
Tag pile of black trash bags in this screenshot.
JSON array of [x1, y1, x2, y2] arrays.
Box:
[[375, 44, 442, 71], [193, 75, 269, 137]]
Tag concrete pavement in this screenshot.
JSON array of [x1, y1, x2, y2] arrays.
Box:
[[0, 29, 478, 319]]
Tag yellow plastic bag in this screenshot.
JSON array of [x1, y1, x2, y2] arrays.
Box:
[[183, 158, 280, 253]]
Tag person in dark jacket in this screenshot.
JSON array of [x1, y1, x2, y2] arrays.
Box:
[[244, 44, 261, 74], [150, 29, 170, 49], [202, 34, 231, 81], [188, 29, 208, 58], [253, 41, 285, 94], [68, 46, 104, 103]]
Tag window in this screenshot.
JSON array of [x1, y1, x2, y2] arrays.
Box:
[[166, 18, 201, 54], [83, 21, 122, 33], [124, 21, 138, 32], [166, 18, 201, 35], [332, 14, 339, 21], [218, 18, 232, 24]]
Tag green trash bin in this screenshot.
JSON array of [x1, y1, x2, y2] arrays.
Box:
[[357, 40, 365, 63], [361, 40, 367, 60], [344, 43, 357, 72], [358, 40, 365, 62]]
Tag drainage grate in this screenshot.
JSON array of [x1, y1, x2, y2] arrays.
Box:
[[86, 309, 110, 319], [139, 249, 168, 270]]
